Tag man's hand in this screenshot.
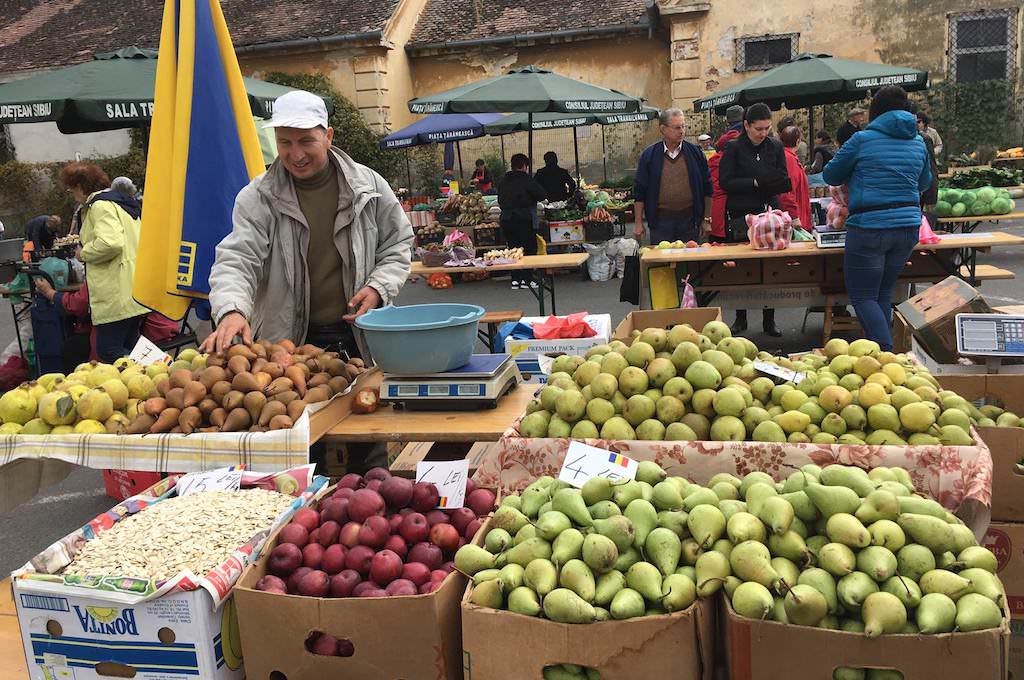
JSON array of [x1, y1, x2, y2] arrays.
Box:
[[343, 286, 382, 323], [633, 222, 645, 240], [200, 311, 252, 354], [33, 277, 56, 301]]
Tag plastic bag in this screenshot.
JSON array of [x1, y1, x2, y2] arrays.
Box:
[[582, 243, 613, 282], [616, 238, 638, 278], [532, 312, 598, 340], [746, 209, 793, 250], [919, 214, 941, 244], [827, 185, 849, 229], [681, 275, 697, 308]]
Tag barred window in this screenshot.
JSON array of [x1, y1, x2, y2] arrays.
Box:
[[735, 34, 798, 72], [948, 8, 1018, 83]]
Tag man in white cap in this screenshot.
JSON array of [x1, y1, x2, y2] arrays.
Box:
[[202, 90, 413, 357], [697, 133, 714, 158]]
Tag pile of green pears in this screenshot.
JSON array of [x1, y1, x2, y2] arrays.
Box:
[[543, 665, 600, 680], [454, 461, 1005, 640], [517, 319, 1017, 444]]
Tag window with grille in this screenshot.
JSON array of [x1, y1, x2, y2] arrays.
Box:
[[735, 34, 798, 72], [948, 8, 1018, 83]]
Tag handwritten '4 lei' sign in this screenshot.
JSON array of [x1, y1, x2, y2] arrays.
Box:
[[416, 459, 469, 509], [558, 441, 638, 488]]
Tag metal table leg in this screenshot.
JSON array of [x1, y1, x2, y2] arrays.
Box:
[[10, 301, 25, 364], [547, 271, 557, 315]]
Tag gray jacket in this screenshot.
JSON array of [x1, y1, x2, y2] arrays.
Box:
[[209, 147, 413, 357]]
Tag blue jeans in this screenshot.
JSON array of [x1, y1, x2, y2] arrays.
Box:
[[650, 211, 698, 244], [95, 316, 142, 363], [844, 225, 919, 351]]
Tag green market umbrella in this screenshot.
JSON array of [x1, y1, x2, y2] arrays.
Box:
[[0, 47, 330, 133], [693, 53, 928, 113], [409, 65, 644, 163]]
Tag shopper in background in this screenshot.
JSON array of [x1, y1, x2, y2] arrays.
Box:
[[836, 107, 866, 147], [809, 130, 836, 174], [779, 126, 812, 229], [698, 133, 714, 158], [633, 108, 712, 244], [470, 159, 493, 193], [917, 112, 943, 157], [59, 161, 148, 362], [719, 102, 791, 337], [823, 85, 931, 352], [776, 116, 808, 165], [708, 116, 744, 241], [23, 214, 61, 252], [534, 152, 576, 203], [498, 153, 546, 290]]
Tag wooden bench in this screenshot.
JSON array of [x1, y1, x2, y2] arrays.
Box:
[[478, 309, 523, 352], [390, 441, 499, 478]]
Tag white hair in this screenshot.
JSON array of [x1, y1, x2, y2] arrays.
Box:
[[659, 108, 685, 126]]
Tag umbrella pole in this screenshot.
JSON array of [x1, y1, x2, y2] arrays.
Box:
[[601, 126, 608, 185], [807, 106, 815, 166], [457, 141, 464, 181], [528, 113, 534, 173], [573, 129, 580, 183], [500, 136, 506, 166], [141, 124, 151, 157], [405, 148, 412, 190]]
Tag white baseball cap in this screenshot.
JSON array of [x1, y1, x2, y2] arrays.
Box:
[[697, 134, 711, 141], [263, 90, 329, 129]]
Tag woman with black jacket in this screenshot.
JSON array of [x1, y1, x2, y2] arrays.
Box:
[[718, 103, 792, 337]]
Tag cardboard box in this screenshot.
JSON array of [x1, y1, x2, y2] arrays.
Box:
[[461, 587, 715, 680], [549, 220, 584, 243], [722, 597, 1009, 680], [233, 488, 471, 680], [911, 335, 1024, 375], [937, 374, 1024, 522], [985, 522, 1024, 679], [897, 276, 994, 364], [612, 307, 723, 342], [506, 314, 611, 384]]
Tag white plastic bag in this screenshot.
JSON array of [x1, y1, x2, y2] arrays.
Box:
[[583, 243, 613, 282], [615, 238, 638, 278], [0, 318, 32, 364]]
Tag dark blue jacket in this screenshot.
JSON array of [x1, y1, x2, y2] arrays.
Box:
[[634, 140, 712, 233], [822, 110, 932, 229]]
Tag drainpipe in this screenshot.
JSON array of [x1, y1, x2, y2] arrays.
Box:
[[235, 31, 384, 55]]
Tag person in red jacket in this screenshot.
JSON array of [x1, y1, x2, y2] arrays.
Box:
[[709, 127, 742, 240], [778, 126, 811, 229]]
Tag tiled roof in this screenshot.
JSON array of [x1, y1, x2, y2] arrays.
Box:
[[0, 0, 400, 75], [409, 0, 649, 47]]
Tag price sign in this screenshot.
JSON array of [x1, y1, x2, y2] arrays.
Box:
[[128, 336, 173, 367], [416, 459, 469, 509], [753, 360, 805, 384], [177, 466, 244, 497], [558, 441, 638, 488]]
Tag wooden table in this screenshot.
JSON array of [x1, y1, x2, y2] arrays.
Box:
[[412, 253, 588, 316], [639, 231, 1024, 308], [321, 369, 536, 443], [938, 211, 1024, 234]]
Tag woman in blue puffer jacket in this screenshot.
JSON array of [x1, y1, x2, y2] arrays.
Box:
[[823, 86, 932, 351]]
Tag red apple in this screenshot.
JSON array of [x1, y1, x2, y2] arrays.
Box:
[[318, 520, 341, 546], [365, 467, 391, 482], [298, 570, 330, 597], [345, 545, 375, 575], [369, 549, 403, 586], [399, 513, 430, 544], [329, 569, 361, 598], [465, 478, 477, 496], [291, 508, 320, 532], [408, 542, 443, 570], [380, 476, 415, 509], [287, 567, 312, 593], [302, 543, 324, 569], [339, 521, 362, 548], [349, 489, 385, 522], [429, 523, 460, 553], [255, 575, 287, 592], [322, 544, 347, 575], [352, 581, 378, 597], [385, 579, 418, 597], [308, 528, 320, 545], [466, 489, 496, 517], [449, 507, 476, 535], [321, 498, 349, 525], [388, 514, 405, 533], [335, 487, 355, 500], [358, 588, 389, 598], [420, 581, 442, 594], [338, 473, 363, 490], [430, 569, 448, 583], [337, 638, 355, 657], [358, 516, 390, 548], [277, 523, 309, 548], [384, 535, 408, 559], [401, 562, 431, 586], [411, 482, 440, 512], [464, 518, 483, 542], [425, 510, 449, 527], [440, 561, 455, 574], [268, 543, 302, 576], [365, 479, 383, 493], [309, 632, 339, 656]]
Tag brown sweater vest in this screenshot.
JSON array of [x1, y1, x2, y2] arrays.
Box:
[[657, 151, 693, 214]]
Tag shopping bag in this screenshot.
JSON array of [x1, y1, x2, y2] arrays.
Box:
[[746, 209, 793, 250], [681, 275, 697, 308], [619, 242, 641, 304], [919, 214, 941, 244]]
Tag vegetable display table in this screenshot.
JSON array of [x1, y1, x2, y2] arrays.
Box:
[[412, 253, 589, 315], [938, 211, 1024, 234]]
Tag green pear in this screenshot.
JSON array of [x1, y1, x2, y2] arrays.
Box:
[[613, 547, 642, 572], [657, 510, 689, 538], [581, 476, 614, 505], [958, 546, 999, 573], [920, 569, 972, 601], [856, 546, 898, 582], [806, 535, 828, 560], [780, 491, 820, 522], [837, 572, 879, 613], [493, 505, 531, 533], [680, 538, 703, 567], [588, 500, 621, 520], [855, 490, 900, 524], [727, 512, 767, 544], [798, 567, 840, 615], [552, 488, 593, 527], [501, 494, 522, 510], [897, 513, 955, 553], [662, 573, 697, 612], [718, 499, 748, 522], [682, 486, 721, 510], [960, 568, 1004, 605], [768, 531, 811, 564], [882, 575, 922, 610], [819, 464, 875, 497], [497, 537, 552, 568], [592, 515, 636, 553], [784, 584, 829, 627], [472, 569, 501, 585], [955, 594, 1003, 632], [559, 559, 597, 603], [499, 564, 526, 592], [484, 528, 513, 554], [687, 504, 726, 548], [897, 544, 936, 582], [916, 592, 957, 633], [470, 578, 504, 609], [507, 586, 542, 616], [758, 496, 795, 535], [839, 619, 865, 634], [818, 543, 857, 577], [739, 471, 776, 497], [862, 591, 907, 638], [645, 527, 682, 576], [652, 480, 684, 511], [610, 587, 646, 620], [868, 520, 906, 552], [949, 523, 978, 554], [826, 513, 871, 548], [626, 561, 664, 601], [695, 550, 731, 597], [595, 570, 627, 607], [712, 539, 733, 560], [524, 558, 558, 597], [897, 496, 946, 520], [636, 460, 667, 485], [456, 544, 497, 575], [536, 511, 572, 541], [613, 480, 644, 508], [744, 483, 778, 516], [771, 557, 801, 589], [805, 483, 860, 518], [732, 581, 774, 620], [730, 540, 782, 591], [515, 524, 538, 546], [543, 588, 597, 623], [624, 499, 658, 548]]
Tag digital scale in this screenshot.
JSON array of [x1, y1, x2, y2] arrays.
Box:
[[380, 353, 522, 410], [813, 225, 846, 248]]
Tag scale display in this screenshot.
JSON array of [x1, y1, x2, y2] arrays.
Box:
[[813, 226, 846, 249], [955, 314, 1024, 357]]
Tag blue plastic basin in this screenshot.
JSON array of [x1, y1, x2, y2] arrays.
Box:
[[354, 303, 485, 375]]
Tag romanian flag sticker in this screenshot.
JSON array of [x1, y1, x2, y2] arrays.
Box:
[[607, 453, 630, 467], [438, 496, 449, 508]]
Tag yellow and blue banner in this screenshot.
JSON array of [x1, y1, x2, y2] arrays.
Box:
[[134, 0, 265, 320]]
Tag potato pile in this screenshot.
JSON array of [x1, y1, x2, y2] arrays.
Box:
[[129, 340, 366, 434]]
